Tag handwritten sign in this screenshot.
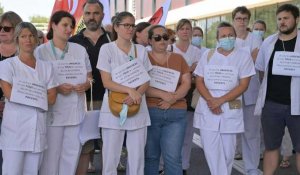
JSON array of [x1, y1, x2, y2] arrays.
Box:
[[149, 66, 180, 92], [204, 65, 238, 90], [272, 51, 300, 76], [53, 59, 87, 85], [10, 77, 48, 110], [112, 59, 150, 88]]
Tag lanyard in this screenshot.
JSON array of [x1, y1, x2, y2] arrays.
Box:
[[50, 40, 69, 60]]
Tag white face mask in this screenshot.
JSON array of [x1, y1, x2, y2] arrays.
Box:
[[252, 30, 265, 39]]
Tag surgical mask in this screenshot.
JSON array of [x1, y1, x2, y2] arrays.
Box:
[[252, 30, 265, 39], [191, 36, 203, 46], [218, 37, 235, 51]]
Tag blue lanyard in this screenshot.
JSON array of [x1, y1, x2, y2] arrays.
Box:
[[50, 40, 69, 60]]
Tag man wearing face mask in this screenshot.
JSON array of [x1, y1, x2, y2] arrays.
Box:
[[252, 20, 267, 40], [193, 22, 255, 175], [69, 0, 110, 174], [232, 6, 262, 175]]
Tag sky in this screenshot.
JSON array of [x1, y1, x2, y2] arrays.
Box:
[[1, 0, 56, 21]]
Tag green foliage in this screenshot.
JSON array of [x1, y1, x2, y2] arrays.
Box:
[[0, 3, 3, 15], [29, 15, 49, 23]]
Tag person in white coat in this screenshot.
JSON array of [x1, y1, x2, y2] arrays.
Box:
[[194, 22, 255, 175], [0, 22, 57, 175], [97, 11, 152, 175], [232, 6, 262, 174], [35, 11, 92, 175], [254, 4, 300, 175], [168, 19, 202, 174]]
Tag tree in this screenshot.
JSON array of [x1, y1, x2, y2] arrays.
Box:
[[29, 15, 49, 23], [0, 3, 4, 15]]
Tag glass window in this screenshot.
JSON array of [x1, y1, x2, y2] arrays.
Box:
[[254, 4, 278, 37], [206, 16, 220, 48]]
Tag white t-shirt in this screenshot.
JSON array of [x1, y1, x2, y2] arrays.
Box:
[[193, 48, 255, 133], [235, 32, 262, 105], [35, 42, 92, 126], [169, 44, 201, 66], [0, 56, 56, 152], [96, 42, 152, 130]]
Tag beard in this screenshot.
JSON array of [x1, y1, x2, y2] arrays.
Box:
[[279, 22, 297, 35], [84, 20, 101, 31]]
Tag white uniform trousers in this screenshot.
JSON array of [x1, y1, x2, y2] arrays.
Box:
[[181, 111, 194, 170], [200, 129, 236, 175], [102, 127, 147, 175], [241, 105, 261, 175], [2, 150, 42, 175], [40, 125, 81, 175]]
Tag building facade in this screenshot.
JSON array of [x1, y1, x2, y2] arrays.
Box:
[[109, 0, 300, 48]]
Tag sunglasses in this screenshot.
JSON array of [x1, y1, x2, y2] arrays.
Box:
[[0, 26, 13, 32], [152, 34, 169, 42]]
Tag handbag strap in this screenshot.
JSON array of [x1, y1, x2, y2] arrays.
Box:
[[207, 49, 215, 62], [88, 78, 95, 110]]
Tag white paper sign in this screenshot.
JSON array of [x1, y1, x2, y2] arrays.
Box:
[[112, 59, 150, 88], [149, 66, 180, 92], [272, 51, 300, 76], [204, 65, 238, 90], [53, 59, 87, 85], [10, 77, 48, 110]]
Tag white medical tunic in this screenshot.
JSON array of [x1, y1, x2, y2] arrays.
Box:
[[35, 42, 92, 126], [170, 44, 201, 66], [97, 42, 152, 130], [0, 56, 56, 152], [235, 32, 262, 105], [194, 48, 255, 133]]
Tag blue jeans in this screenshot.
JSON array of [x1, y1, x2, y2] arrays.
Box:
[[145, 108, 187, 175]]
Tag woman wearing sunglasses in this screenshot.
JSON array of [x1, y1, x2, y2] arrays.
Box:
[[35, 11, 92, 175], [145, 25, 191, 175], [0, 11, 22, 61], [97, 11, 152, 175]]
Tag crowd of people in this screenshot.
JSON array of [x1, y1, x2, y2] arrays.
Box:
[[0, 0, 299, 175]]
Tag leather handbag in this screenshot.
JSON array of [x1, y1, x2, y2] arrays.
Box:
[[108, 91, 140, 117]]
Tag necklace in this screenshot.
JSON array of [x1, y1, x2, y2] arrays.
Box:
[[50, 40, 69, 60], [281, 39, 286, 52]]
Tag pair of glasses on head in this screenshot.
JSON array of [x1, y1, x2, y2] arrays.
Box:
[[118, 23, 136, 29], [152, 34, 169, 42], [0, 26, 13, 32]]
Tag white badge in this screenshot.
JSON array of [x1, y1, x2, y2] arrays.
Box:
[[149, 66, 180, 92], [53, 59, 87, 85], [10, 77, 48, 111], [112, 59, 150, 88], [204, 65, 238, 90], [272, 51, 300, 76]]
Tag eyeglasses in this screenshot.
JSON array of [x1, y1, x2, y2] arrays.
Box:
[[0, 26, 13, 32], [234, 17, 249, 22], [118, 23, 136, 29], [152, 34, 169, 42]]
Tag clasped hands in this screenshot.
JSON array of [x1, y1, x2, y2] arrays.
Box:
[[57, 83, 89, 95], [157, 92, 177, 110], [206, 97, 225, 115]]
